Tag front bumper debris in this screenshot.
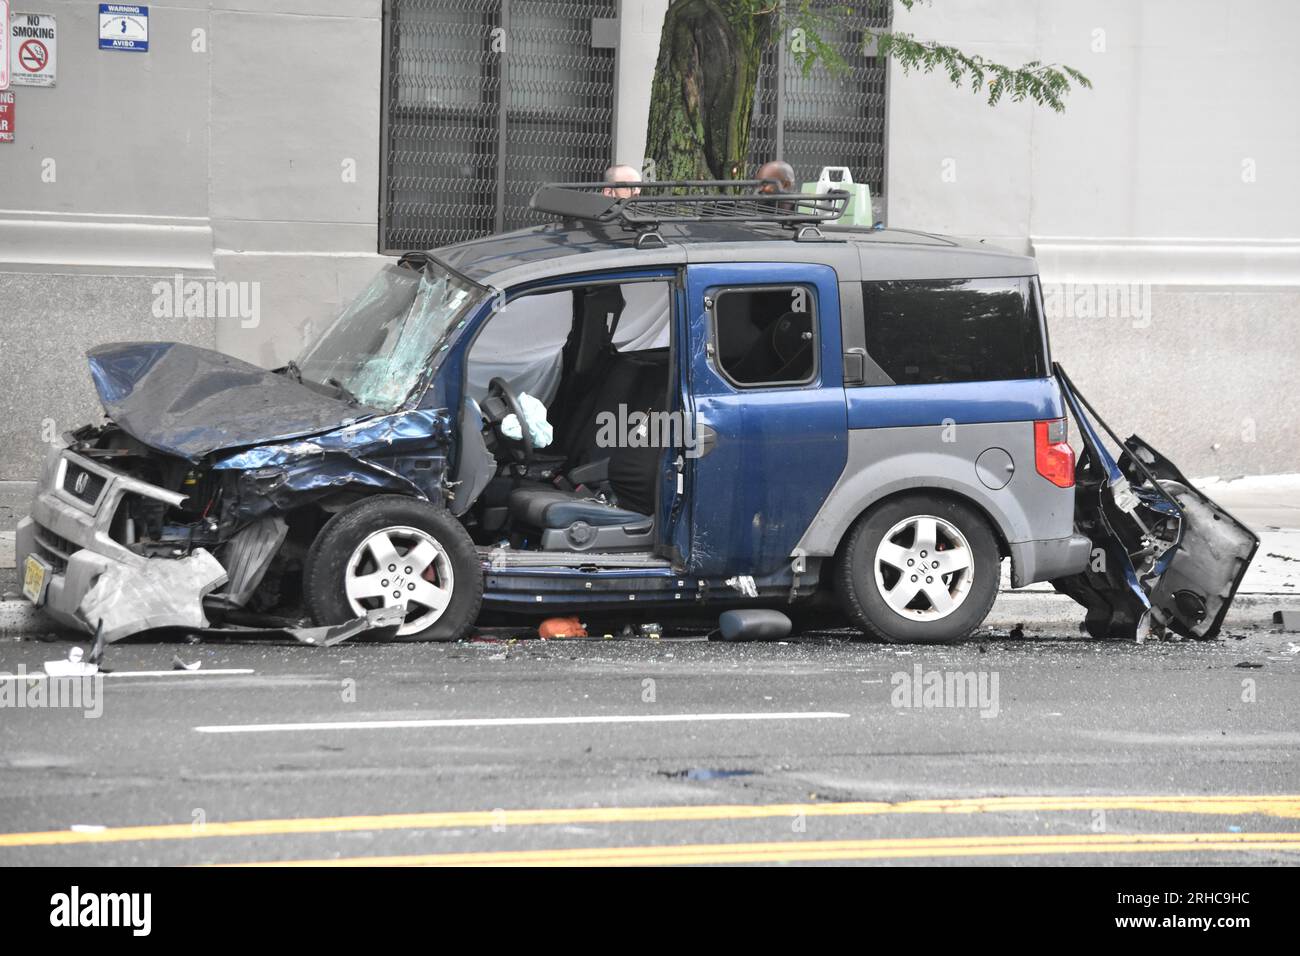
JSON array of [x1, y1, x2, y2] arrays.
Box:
[[15, 445, 221, 642], [17, 444, 412, 646], [192, 606, 407, 647], [77, 548, 228, 643]]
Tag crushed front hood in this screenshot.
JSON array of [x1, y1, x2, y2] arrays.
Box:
[[1052, 364, 1259, 640], [87, 342, 374, 461]]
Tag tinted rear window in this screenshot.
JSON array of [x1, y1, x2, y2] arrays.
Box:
[[860, 277, 1045, 385]]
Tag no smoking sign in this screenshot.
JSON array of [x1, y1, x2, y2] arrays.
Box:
[[19, 38, 45, 70], [9, 11, 56, 87]]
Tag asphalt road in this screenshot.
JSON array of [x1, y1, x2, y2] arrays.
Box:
[[1, 623, 1298, 867]]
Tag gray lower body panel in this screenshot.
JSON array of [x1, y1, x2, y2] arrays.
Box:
[[1009, 533, 1092, 588], [796, 422, 1078, 589]]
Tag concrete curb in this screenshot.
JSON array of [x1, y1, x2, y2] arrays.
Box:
[[982, 591, 1298, 631], [2, 592, 1297, 641]]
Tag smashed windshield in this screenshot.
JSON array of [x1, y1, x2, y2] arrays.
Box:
[[296, 262, 481, 412]]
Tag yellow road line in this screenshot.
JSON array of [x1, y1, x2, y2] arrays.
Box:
[[233, 831, 1300, 867], [3, 794, 1300, 848]]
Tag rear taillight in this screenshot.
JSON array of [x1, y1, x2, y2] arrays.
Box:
[[1034, 418, 1075, 488]]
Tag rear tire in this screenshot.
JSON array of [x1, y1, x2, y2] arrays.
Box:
[[836, 494, 999, 644], [303, 495, 483, 642]]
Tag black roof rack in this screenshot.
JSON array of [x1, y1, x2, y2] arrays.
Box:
[[528, 180, 849, 230]]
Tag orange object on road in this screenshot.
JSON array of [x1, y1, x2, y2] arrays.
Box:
[[538, 616, 587, 639]]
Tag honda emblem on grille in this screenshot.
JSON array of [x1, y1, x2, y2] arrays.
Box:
[[73, 471, 89, 496]]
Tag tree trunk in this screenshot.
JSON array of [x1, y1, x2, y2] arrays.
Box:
[[644, 0, 776, 183]]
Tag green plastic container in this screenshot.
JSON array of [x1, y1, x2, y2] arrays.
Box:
[[801, 166, 873, 226]]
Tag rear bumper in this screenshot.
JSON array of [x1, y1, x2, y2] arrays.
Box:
[[1009, 533, 1092, 588]]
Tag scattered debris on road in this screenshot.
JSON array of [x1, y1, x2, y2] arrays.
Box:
[[714, 609, 792, 642], [1272, 609, 1300, 631], [42, 645, 98, 677], [538, 616, 586, 639], [181, 605, 406, 648]]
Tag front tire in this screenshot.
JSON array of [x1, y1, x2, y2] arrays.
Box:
[[303, 495, 483, 641], [836, 494, 999, 644]]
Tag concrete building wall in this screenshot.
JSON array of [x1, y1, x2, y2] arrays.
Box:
[[613, 0, 667, 172], [2, 0, 1296, 481], [889, 0, 1300, 247], [0, 0, 387, 479], [886, 0, 1300, 477], [611, 0, 1299, 476]]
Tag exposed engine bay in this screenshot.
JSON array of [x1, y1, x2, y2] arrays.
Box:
[[64, 422, 235, 560]]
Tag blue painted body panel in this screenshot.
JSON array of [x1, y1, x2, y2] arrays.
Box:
[[655, 283, 692, 553], [845, 378, 1063, 429], [1057, 375, 1151, 614], [86, 342, 372, 462], [677, 263, 848, 577], [430, 261, 1062, 608]]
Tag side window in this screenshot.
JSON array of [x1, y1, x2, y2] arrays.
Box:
[[712, 286, 817, 387], [860, 277, 1045, 385]]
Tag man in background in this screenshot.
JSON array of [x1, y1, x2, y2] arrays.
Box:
[[755, 160, 795, 194], [602, 164, 642, 198]]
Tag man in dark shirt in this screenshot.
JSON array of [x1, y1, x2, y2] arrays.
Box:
[[756, 160, 795, 194]]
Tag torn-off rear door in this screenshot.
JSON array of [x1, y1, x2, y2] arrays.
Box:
[[1052, 364, 1258, 640]]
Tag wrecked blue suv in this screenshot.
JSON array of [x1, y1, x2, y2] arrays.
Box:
[[16, 181, 1257, 645]]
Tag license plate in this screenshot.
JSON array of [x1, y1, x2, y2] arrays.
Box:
[[22, 554, 50, 607]]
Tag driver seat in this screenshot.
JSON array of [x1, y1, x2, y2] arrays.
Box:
[[507, 486, 653, 551], [504, 330, 667, 551]]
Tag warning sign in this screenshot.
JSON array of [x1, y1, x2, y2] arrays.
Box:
[[0, 90, 14, 143], [98, 3, 147, 53], [9, 12, 56, 87], [0, 2, 9, 89]]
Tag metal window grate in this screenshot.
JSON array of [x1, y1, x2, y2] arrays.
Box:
[[747, 37, 781, 183], [503, 2, 617, 231], [747, 3, 891, 210], [381, 0, 615, 252]]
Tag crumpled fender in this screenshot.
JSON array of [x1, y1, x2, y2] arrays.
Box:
[[211, 409, 453, 518]]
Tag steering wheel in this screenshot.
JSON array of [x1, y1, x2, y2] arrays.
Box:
[[488, 377, 534, 470]]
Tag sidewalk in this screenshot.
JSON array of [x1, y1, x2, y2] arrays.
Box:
[[2, 475, 1298, 638], [0, 480, 32, 598]]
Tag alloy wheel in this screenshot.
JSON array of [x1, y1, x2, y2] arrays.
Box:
[[344, 526, 455, 637]]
